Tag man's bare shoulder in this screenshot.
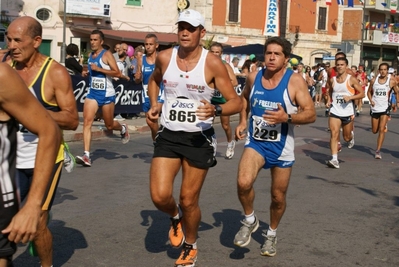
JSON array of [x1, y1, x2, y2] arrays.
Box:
[[346, 68, 356, 76], [205, 52, 225, 71], [48, 59, 72, 78], [290, 71, 307, 85], [245, 70, 258, 83], [157, 48, 173, 62]]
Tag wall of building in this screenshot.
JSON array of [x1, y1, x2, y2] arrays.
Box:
[[287, 2, 343, 66], [12, 0, 181, 62], [240, 0, 266, 30], [342, 9, 362, 41]]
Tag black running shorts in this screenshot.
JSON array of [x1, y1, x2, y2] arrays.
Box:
[[0, 191, 18, 258], [329, 112, 353, 125], [154, 126, 217, 169]]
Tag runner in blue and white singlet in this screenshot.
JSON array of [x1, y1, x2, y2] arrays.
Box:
[[142, 54, 164, 112], [246, 68, 297, 165], [234, 37, 316, 257], [76, 30, 130, 168], [87, 49, 116, 105]]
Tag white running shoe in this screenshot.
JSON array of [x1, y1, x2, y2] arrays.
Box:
[[326, 159, 340, 169], [114, 114, 125, 121], [347, 131, 355, 149], [225, 141, 236, 159]]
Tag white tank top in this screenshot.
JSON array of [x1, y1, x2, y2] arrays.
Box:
[[371, 76, 391, 113], [161, 47, 214, 132], [330, 75, 355, 117]]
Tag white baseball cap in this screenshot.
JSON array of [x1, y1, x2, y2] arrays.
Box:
[[176, 9, 205, 27], [388, 67, 394, 74]]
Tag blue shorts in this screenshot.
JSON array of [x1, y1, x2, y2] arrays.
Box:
[[143, 97, 164, 112], [391, 93, 396, 105], [244, 140, 295, 169], [86, 90, 115, 107]]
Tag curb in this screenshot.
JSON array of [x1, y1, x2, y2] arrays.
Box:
[[63, 124, 150, 142]]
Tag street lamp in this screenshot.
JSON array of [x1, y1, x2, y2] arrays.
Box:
[[60, 0, 66, 63]]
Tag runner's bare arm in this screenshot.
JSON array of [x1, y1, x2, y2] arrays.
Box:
[[224, 62, 238, 87], [235, 71, 256, 140], [367, 78, 376, 106], [0, 63, 61, 243], [287, 73, 316, 124], [91, 50, 121, 78], [147, 50, 169, 119], [348, 76, 365, 101], [207, 53, 242, 117], [47, 62, 79, 130]]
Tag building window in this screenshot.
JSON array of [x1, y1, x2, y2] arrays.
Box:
[[36, 8, 51, 22], [317, 7, 327, 30], [126, 0, 141, 6], [228, 0, 239, 22]]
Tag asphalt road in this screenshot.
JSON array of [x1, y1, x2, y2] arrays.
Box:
[[13, 106, 399, 267]]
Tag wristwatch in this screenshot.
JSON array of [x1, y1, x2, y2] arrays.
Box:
[[214, 105, 222, 116], [287, 114, 292, 123]]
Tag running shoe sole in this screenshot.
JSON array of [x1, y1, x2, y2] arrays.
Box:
[[75, 156, 91, 167]]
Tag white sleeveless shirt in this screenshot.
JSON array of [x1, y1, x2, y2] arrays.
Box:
[[371, 76, 391, 113], [330, 75, 355, 117], [160, 47, 214, 132]]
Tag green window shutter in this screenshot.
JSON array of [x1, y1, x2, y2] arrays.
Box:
[[127, 0, 141, 6]]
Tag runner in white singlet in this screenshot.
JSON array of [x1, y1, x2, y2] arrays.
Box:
[[146, 9, 242, 267]]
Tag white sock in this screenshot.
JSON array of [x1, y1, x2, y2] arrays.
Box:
[[332, 154, 337, 161], [267, 227, 277, 237], [84, 151, 90, 157], [121, 125, 126, 134], [172, 205, 181, 219], [245, 211, 255, 224], [186, 241, 197, 249]]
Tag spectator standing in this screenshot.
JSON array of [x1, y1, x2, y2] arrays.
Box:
[[230, 57, 241, 75], [238, 59, 252, 78], [249, 54, 259, 72], [65, 43, 83, 75], [313, 63, 323, 107], [356, 64, 367, 115], [305, 65, 316, 100], [113, 42, 131, 77]]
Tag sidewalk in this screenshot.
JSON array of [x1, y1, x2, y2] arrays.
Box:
[[63, 112, 240, 142]]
